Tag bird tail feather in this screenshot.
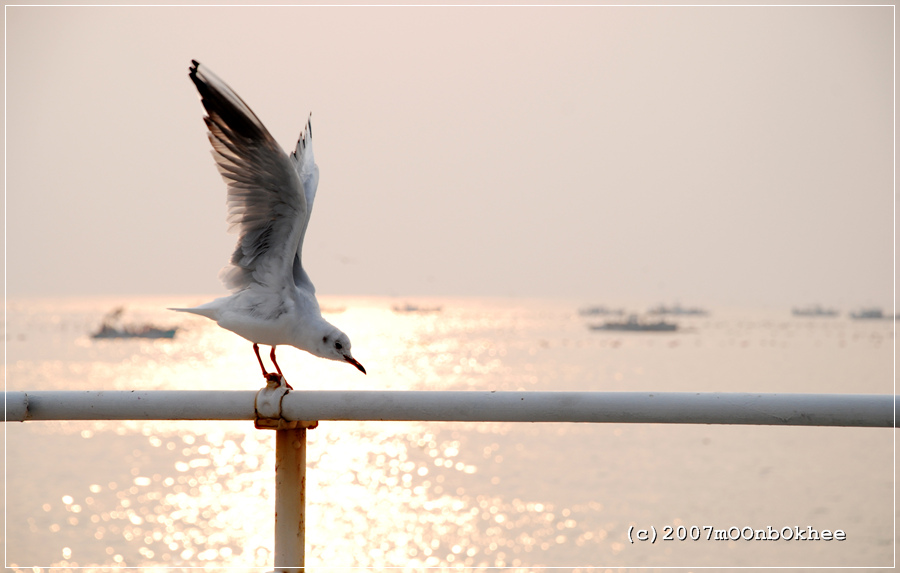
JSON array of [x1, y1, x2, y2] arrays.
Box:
[[168, 306, 219, 320]]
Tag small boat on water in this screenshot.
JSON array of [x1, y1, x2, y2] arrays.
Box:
[[578, 305, 625, 317], [92, 307, 177, 339], [647, 303, 708, 317], [792, 305, 839, 317], [849, 308, 887, 320], [589, 315, 677, 332], [320, 306, 347, 314], [392, 303, 443, 313]]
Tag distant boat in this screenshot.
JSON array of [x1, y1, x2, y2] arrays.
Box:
[[647, 304, 708, 317], [392, 303, 443, 313], [792, 305, 839, 318], [91, 307, 177, 339], [589, 315, 677, 332], [850, 308, 887, 320], [320, 306, 347, 314], [578, 305, 625, 317]]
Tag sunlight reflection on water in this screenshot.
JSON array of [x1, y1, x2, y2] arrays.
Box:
[[5, 296, 895, 569]]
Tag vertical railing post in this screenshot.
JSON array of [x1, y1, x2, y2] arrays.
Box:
[[255, 380, 318, 572], [274, 426, 306, 572]]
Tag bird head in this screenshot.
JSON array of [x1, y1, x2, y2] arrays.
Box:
[[317, 328, 366, 374]]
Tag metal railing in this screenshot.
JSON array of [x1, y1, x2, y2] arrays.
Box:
[[6, 388, 896, 571]]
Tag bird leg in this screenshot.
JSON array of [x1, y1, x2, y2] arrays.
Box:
[[253, 343, 268, 377], [253, 343, 291, 387], [270, 346, 293, 389], [252, 343, 280, 383]]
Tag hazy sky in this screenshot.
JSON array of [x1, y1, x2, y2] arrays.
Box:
[[5, 4, 894, 308]]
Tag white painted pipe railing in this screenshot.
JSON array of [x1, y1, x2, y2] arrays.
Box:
[[5, 390, 896, 427], [6, 390, 896, 572]]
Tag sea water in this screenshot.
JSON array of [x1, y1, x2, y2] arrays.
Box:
[[3, 296, 895, 569]]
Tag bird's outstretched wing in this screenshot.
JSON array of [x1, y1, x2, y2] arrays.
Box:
[[189, 60, 318, 293], [289, 115, 320, 293]]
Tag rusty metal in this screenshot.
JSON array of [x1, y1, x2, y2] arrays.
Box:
[[274, 426, 307, 573], [252, 377, 317, 572]]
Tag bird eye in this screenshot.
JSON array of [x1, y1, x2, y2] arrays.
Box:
[[335, 341, 343, 350]]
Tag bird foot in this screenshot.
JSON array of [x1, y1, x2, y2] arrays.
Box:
[[264, 372, 293, 390]]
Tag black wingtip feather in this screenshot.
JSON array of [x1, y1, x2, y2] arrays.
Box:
[[188, 61, 270, 145]]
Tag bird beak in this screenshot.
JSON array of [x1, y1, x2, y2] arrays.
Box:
[[344, 355, 366, 375]]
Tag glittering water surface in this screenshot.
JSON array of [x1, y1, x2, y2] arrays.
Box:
[[4, 296, 895, 569]]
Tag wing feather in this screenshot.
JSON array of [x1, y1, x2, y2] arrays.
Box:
[[189, 60, 314, 293], [289, 115, 320, 292]]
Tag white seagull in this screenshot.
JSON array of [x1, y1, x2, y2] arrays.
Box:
[[171, 60, 366, 386]]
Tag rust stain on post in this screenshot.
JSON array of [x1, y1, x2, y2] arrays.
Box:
[[275, 426, 308, 572]]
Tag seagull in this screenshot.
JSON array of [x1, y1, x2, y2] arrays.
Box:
[[170, 60, 366, 386]]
